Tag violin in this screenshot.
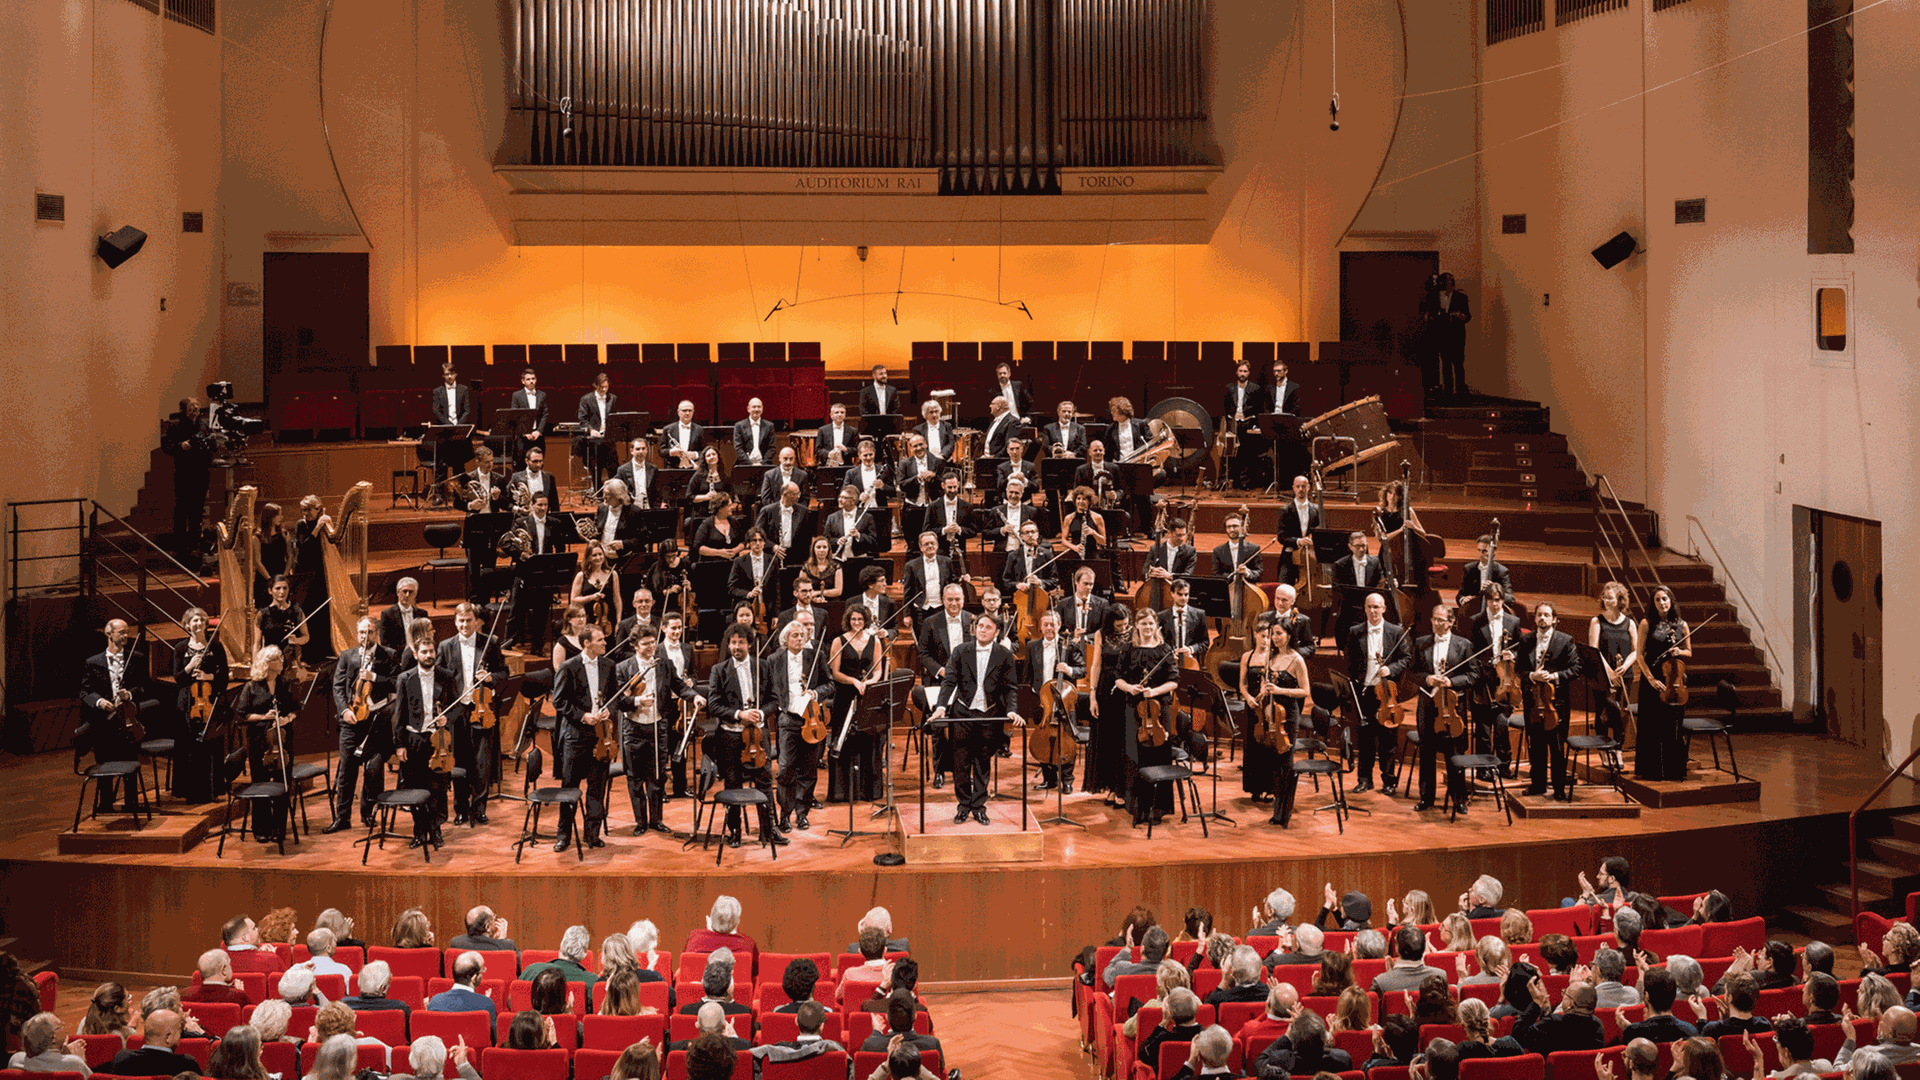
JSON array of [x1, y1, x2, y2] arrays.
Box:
[[1132, 647, 1179, 747], [1492, 648, 1525, 714], [350, 665, 378, 724], [114, 694, 147, 743], [1532, 673, 1561, 731], [740, 660, 770, 770], [1432, 684, 1466, 738], [800, 694, 829, 745], [469, 677, 498, 730], [428, 719, 456, 773], [1661, 655, 1689, 706], [588, 595, 614, 639], [1259, 674, 1293, 753], [1376, 667, 1407, 729], [590, 703, 618, 762], [189, 679, 218, 734]]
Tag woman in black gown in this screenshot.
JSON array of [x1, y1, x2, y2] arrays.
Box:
[[1062, 486, 1109, 591], [171, 606, 229, 802], [1588, 580, 1639, 744], [252, 502, 289, 608], [685, 446, 728, 513], [254, 575, 308, 663], [232, 646, 297, 842], [1115, 607, 1178, 826], [1633, 585, 1692, 780], [1240, 618, 1310, 827], [568, 542, 623, 639], [1086, 604, 1132, 804], [827, 605, 885, 803]]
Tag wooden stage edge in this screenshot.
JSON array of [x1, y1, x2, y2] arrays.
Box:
[[0, 732, 1907, 987]]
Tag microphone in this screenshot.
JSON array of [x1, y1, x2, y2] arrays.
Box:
[[1016, 301, 1033, 320], [1328, 96, 1341, 132]]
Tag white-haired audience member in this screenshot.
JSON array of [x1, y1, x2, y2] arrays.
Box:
[[520, 926, 599, 988], [851, 907, 911, 954], [684, 896, 760, 965], [9, 1013, 90, 1077], [342, 960, 410, 1016], [390, 1036, 479, 1080]]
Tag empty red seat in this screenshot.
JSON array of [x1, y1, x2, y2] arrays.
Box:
[[581, 1013, 667, 1050], [1701, 916, 1768, 958], [410, 1010, 494, 1050], [369, 947, 443, 982], [761, 1051, 849, 1080], [478, 1047, 569, 1080]]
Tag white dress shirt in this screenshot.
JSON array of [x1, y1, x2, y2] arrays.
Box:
[[1365, 622, 1385, 686], [457, 635, 480, 688], [786, 651, 807, 711], [969, 644, 994, 711], [445, 385, 460, 421], [1432, 634, 1453, 674]]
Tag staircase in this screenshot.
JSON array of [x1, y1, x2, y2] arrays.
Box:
[[1778, 811, 1920, 944]]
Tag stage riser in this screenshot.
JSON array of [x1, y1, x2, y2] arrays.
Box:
[[1186, 505, 1651, 547], [0, 812, 1847, 986]]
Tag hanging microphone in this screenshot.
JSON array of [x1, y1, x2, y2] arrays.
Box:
[[1328, 95, 1341, 132]]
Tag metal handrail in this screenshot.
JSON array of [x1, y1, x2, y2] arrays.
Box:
[[1683, 515, 1786, 686], [88, 517, 201, 629], [88, 502, 208, 587], [1851, 741, 1920, 920], [1593, 475, 1669, 603], [8, 498, 87, 601]]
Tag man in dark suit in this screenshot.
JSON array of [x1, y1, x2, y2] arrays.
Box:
[[427, 366, 474, 492], [1025, 609, 1083, 793], [1138, 989, 1207, 1070], [999, 521, 1057, 600], [1411, 605, 1479, 812], [822, 485, 882, 559], [732, 397, 776, 467], [616, 624, 693, 836], [754, 480, 813, 564], [1223, 361, 1272, 488], [456, 445, 508, 602], [660, 399, 705, 469], [551, 625, 617, 850], [1344, 594, 1411, 793], [438, 603, 509, 825], [1328, 531, 1384, 646], [592, 479, 647, 564], [1512, 978, 1605, 1055], [162, 398, 213, 560], [1211, 512, 1264, 582], [1270, 360, 1303, 417], [392, 639, 459, 846], [1275, 474, 1321, 588], [378, 577, 424, 654], [327, 617, 397, 833], [510, 446, 560, 513], [79, 619, 159, 814], [901, 532, 956, 613], [668, 1004, 751, 1052], [1145, 519, 1197, 589], [507, 367, 551, 467], [929, 611, 1021, 825], [895, 435, 943, 507], [993, 362, 1034, 423], [613, 437, 661, 509], [1272, 584, 1317, 660], [981, 394, 1020, 459], [763, 620, 830, 831], [1456, 534, 1513, 613], [757, 446, 810, 508], [727, 530, 778, 629], [508, 493, 565, 649], [814, 402, 859, 466], [1073, 439, 1119, 493], [1515, 601, 1581, 800], [1468, 582, 1523, 776], [772, 577, 828, 649], [1420, 273, 1473, 397], [573, 370, 618, 493], [1043, 401, 1088, 459], [925, 473, 973, 560], [846, 440, 892, 511], [98, 1011, 200, 1077], [705, 623, 786, 847], [1157, 579, 1210, 660], [912, 585, 972, 789], [858, 992, 943, 1064], [912, 400, 957, 464], [1057, 566, 1108, 646], [992, 436, 1040, 493], [859, 364, 908, 420]]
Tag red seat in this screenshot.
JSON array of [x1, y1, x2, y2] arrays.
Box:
[[1143, 1039, 1239, 1080], [1191, 969, 1224, 1000], [574, 1048, 622, 1080], [176, 1038, 213, 1071], [299, 1042, 391, 1074], [1459, 1059, 1546, 1080], [1524, 907, 1590, 939], [1701, 916, 1768, 958], [260, 1041, 297, 1078], [478, 1047, 570, 1080], [444, 947, 521, 978], [581, 1013, 667, 1050], [350, 1008, 409, 1045], [1271, 964, 1320, 993], [1352, 959, 1389, 986], [181, 1001, 245, 1035], [680, 952, 714, 980], [1720, 1032, 1781, 1074], [1755, 986, 1806, 1017], [234, 972, 270, 1002], [1469, 918, 1504, 940], [1421, 1023, 1470, 1044], [1459, 983, 1501, 1007], [1571, 935, 1612, 964], [1594, 1006, 1643, 1043], [1332, 1029, 1374, 1063], [757, 952, 832, 987], [1244, 936, 1280, 958], [370, 947, 443, 982], [33, 971, 56, 1013], [852, 1050, 941, 1080], [1216, 1001, 1265, 1035], [1639, 925, 1703, 958], [411, 1010, 494, 1050], [496, 1013, 578, 1049], [1548, 1048, 1627, 1080], [1113, 973, 1160, 1014], [591, 980, 670, 1014], [761, 1051, 849, 1080], [314, 974, 348, 1001], [755, 1011, 842, 1046], [0, 1072, 83, 1080], [287, 1006, 320, 1039], [665, 1047, 753, 1080]]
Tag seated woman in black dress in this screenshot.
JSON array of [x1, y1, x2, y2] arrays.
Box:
[[233, 645, 297, 842]]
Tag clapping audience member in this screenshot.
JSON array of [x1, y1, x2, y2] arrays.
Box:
[[1617, 968, 1699, 1045], [1386, 890, 1438, 928], [1352, 930, 1388, 961], [427, 952, 497, 1021], [1172, 1024, 1239, 1080], [853, 907, 911, 954], [1613, 909, 1653, 965], [857, 958, 928, 1015], [277, 966, 324, 1007], [1592, 949, 1640, 1008], [1686, 891, 1733, 925], [1138, 988, 1205, 1068], [1459, 937, 1509, 987], [521, 926, 599, 990], [1178, 908, 1215, 944], [1439, 915, 1476, 954], [1372, 926, 1446, 994], [1208, 946, 1270, 1006], [1769, 1018, 1840, 1078], [10, 1013, 90, 1076], [1235, 982, 1300, 1049], [136, 989, 204, 1037], [1266, 924, 1325, 968], [1314, 885, 1372, 931], [448, 907, 517, 954], [1700, 975, 1775, 1038], [224, 915, 289, 974], [1106, 926, 1172, 989], [1456, 998, 1523, 1058], [624, 921, 667, 982], [1672, 1036, 1728, 1080], [1511, 973, 1603, 1055], [1410, 975, 1458, 1026], [1329, 987, 1372, 1033], [844, 928, 895, 1002], [866, 1037, 942, 1080], [1720, 941, 1800, 992], [1859, 974, 1901, 1021], [1363, 1016, 1421, 1070], [1538, 935, 1579, 976], [1313, 953, 1355, 997], [668, 1003, 747, 1052], [1837, 1006, 1920, 1067], [1460, 876, 1505, 920], [1667, 956, 1708, 1006], [1191, 933, 1237, 975], [504, 1010, 558, 1051], [860, 991, 941, 1063], [183, 951, 253, 1007], [1805, 973, 1844, 1025], [1121, 961, 1193, 1041], [683, 897, 759, 967], [343, 961, 410, 1017], [1251, 1009, 1352, 1078], [1251, 889, 1298, 936], [312, 910, 365, 951]]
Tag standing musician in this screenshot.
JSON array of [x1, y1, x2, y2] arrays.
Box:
[[1240, 617, 1311, 828], [1146, 519, 1197, 583], [551, 625, 616, 850], [657, 609, 700, 799], [613, 436, 660, 510], [1419, 272, 1473, 398], [1026, 610, 1084, 794], [1514, 601, 1580, 801], [457, 445, 507, 603], [508, 493, 565, 651], [927, 474, 973, 560], [649, 543, 694, 630], [774, 576, 829, 645], [327, 616, 395, 833], [692, 491, 744, 560], [255, 575, 309, 663], [1456, 534, 1513, 612], [1344, 593, 1410, 794], [979, 584, 1019, 651], [994, 437, 1039, 491], [1058, 564, 1108, 648], [851, 566, 895, 640], [685, 446, 730, 511], [1634, 585, 1692, 781], [981, 396, 1018, 459], [798, 537, 845, 600], [428, 364, 474, 498], [608, 587, 655, 664], [928, 611, 1022, 826], [573, 370, 618, 494], [1157, 579, 1210, 664], [1589, 581, 1639, 744], [823, 486, 882, 559], [859, 364, 907, 420], [508, 367, 551, 468], [1114, 608, 1177, 827], [994, 362, 1035, 423], [758, 446, 810, 509], [896, 435, 943, 507], [171, 607, 228, 803], [1411, 605, 1479, 813], [1043, 402, 1088, 460], [754, 482, 813, 565], [660, 400, 705, 469], [1275, 475, 1321, 588], [615, 624, 694, 836], [1105, 397, 1160, 528], [1000, 520, 1058, 601], [233, 646, 297, 844], [847, 440, 891, 510], [913, 583, 975, 791], [1073, 440, 1119, 493], [1061, 486, 1108, 571], [393, 639, 457, 847], [1468, 582, 1523, 777], [162, 397, 213, 561], [1271, 584, 1317, 660], [594, 479, 646, 563], [438, 603, 508, 825], [827, 605, 886, 804], [732, 397, 775, 468], [990, 476, 1037, 555], [379, 578, 424, 654], [815, 402, 859, 466], [510, 447, 560, 516], [1270, 360, 1303, 417], [902, 532, 957, 614], [766, 620, 830, 832], [914, 400, 955, 464], [1223, 361, 1272, 488], [291, 497, 332, 651], [567, 543, 623, 643], [80, 619, 158, 815], [1211, 513, 1264, 581], [727, 529, 777, 622], [706, 622, 787, 847], [1328, 531, 1385, 648], [1086, 605, 1133, 805]]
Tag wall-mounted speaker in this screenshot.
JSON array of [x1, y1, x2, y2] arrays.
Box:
[[1591, 231, 1637, 270], [96, 226, 148, 269]]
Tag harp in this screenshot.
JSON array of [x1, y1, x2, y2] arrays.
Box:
[[319, 481, 374, 655], [216, 486, 258, 672]]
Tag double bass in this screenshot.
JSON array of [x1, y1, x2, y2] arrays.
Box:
[[1291, 467, 1324, 608], [1026, 673, 1080, 767]]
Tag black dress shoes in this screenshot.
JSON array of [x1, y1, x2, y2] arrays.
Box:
[[1413, 800, 1435, 812], [552, 836, 572, 852], [586, 836, 606, 849], [809, 799, 824, 810], [1061, 780, 1075, 795], [1035, 777, 1056, 791], [633, 825, 648, 837], [453, 814, 469, 826], [1524, 786, 1548, 798], [409, 837, 427, 849], [953, 809, 969, 825], [933, 773, 947, 789], [1352, 778, 1374, 794], [650, 821, 673, 834], [472, 813, 489, 826], [972, 809, 989, 825], [768, 831, 790, 846], [727, 834, 741, 848], [796, 815, 811, 831], [322, 820, 352, 835]]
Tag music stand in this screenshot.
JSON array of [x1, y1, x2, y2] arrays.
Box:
[[1256, 413, 1306, 494], [829, 672, 913, 846], [494, 407, 540, 465], [1177, 668, 1238, 826], [900, 506, 931, 549], [605, 411, 649, 447], [1183, 576, 1233, 620], [1039, 457, 1079, 493], [420, 424, 476, 505], [654, 469, 694, 506], [730, 465, 770, 507], [1324, 670, 1377, 818]]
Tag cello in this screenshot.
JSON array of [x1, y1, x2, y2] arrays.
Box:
[[1026, 673, 1079, 768]]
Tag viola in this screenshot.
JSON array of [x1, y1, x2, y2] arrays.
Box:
[[114, 695, 147, 743], [1262, 678, 1293, 754], [1376, 671, 1407, 729], [1532, 674, 1561, 732], [588, 595, 614, 638], [800, 694, 829, 745], [1432, 684, 1466, 738], [1661, 656, 1690, 706], [349, 665, 378, 724], [1492, 649, 1525, 714], [189, 678, 218, 735], [1137, 692, 1171, 747]]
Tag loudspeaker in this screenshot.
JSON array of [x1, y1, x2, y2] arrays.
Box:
[[96, 225, 148, 269], [1591, 231, 1637, 270]]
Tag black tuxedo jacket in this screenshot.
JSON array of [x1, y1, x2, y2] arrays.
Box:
[[1024, 636, 1084, 690], [392, 664, 462, 749], [460, 468, 509, 514], [1277, 500, 1322, 544], [1457, 559, 1513, 606], [1271, 379, 1303, 416], [659, 421, 705, 465], [938, 640, 1017, 716], [731, 418, 776, 466], [1057, 593, 1108, 643], [859, 383, 906, 418], [995, 380, 1034, 419], [1157, 606, 1210, 655], [332, 643, 400, 715], [761, 648, 829, 716], [1514, 628, 1581, 714], [436, 634, 508, 701], [981, 410, 1020, 457], [429, 384, 473, 426], [896, 455, 945, 504], [613, 653, 691, 731], [575, 391, 618, 435], [1344, 620, 1412, 684], [614, 461, 660, 507], [1274, 608, 1317, 659], [511, 469, 560, 512], [1043, 421, 1089, 458], [759, 466, 810, 505], [594, 503, 647, 550], [754, 502, 815, 557], [1146, 542, 1197, 578], [552, 652, 619, 730], [998, 543, 1057, 599], [510, 389, 551, 435], [1073, 461, 1119, 490], [378, 604, 427, 653], [1422, 289, 1473, 344], [1211, 539, 1264, 580], [845, 462, 892, 506], [80, 648, 153, 729], [926, 497, 974, 546], [1330, 554, 1384, 602], [706, 653, 766, 730], [901, 554, 957, 610], [1223, 381, 1270, 422], [822, 507, 883, 558], [1412, 634, 1480, 724], [912, 419, 957, 460], [513, 513, 565, 555], [915, 609, 975, 677], [850, 591, 895, 635], [727, 552, 778, 604], [1103, 418, 1153, 460], [1470, 609, 1523, 660], [993, 457, 1039, 491], [813, 422, 859, 463]]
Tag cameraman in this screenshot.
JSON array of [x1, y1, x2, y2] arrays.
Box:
[[1418, 273, 1473, 399], [162, 398, 213, 562]]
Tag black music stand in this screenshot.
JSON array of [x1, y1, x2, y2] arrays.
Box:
[[1177, 668, 1238, 827], [1324, 670, 1376, 818], [829, 672, 912, 847], [1039, 457, 1079, 493], [420, 424, 476, 506], [635, 509, 679, 547], [605, 411, 649, 448], [1184, 576, 1233, 621], [899, 506, 930, 549], [917, 714, 1023, 834], [1256, 413, 1307, 494], [494, 407, 540, 465], [655, 469, 694, 506], [730, 465, 770, 507], [812, 466, 851, 499]]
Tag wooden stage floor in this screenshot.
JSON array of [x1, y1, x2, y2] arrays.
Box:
[[0, 728, 1908, 987]]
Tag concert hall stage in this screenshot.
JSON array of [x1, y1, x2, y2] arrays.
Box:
[[0, 729, 1903, 989]]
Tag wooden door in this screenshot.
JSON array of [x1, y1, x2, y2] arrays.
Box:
[[1817, 512, 1883, 748]]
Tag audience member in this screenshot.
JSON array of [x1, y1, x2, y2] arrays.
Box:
[[608, 1040, 661, 1080], [860, 991, 941, 1063], [1687, 891, 1733, 926], [343, 960, 410, 1017], [1251, 889, 1298, 936], [747, 1000, 843, 1066], [1459, 937, 1509, 987], [1266, 923, 1325, 967], [256, 909, 301, 948], [80, 984, 135, 1041], [683, 1033, 738, 1080], [1439, 915, 1476, 954], [528, 969, 571, 1015], [1455, 998, 1523, 1058], [1668, 955, 1707, 1002], [203, 1025, 266, 1080], [1388, 890, 1439, 928], [1512, 976, 1603, 1055], [1860, 974, 1901, 1020], [1178, 908, 1215, 944], [1106, 926, 1172, 989], [857, 958, 928, 1014], [389, 909, 434, 949], [1674, 1034, 1728, 1080], [521, 926, 600, 990], [503, 1010, 557, 1051], [852, 907, 911, 955], [1700, 974, 1774, 1038], [1122, 961, 1192, 1041], [772, 959, 823, 1013], [447, 906, 517, 955], [844, 928, 895, 1003], [303, 1033, 358, 1080], [1174, 1023, 1240, 1080], [1538, 935, 1578, 976], [1613, 909, 1654, 964], [249, 1000, 295, 1046], [1847, 1049, 1897, 1080], [1460, 875, 1505, 919], [10, 1012, 90, 1076], [1329, 986, 1372, 1033], [1500, 911, 1533, 945], [1313, 952, 1354, 996], [668, 1003, 749, 1052], [427, 951, 497, 1021], [223, 915, 289, 974], [1352, 930, 1388, 961], [1410, 974, 1459, 1026], [600, 970, 658, 1017], [1315, 885, 1372, 931], [1251, 1008, 1351, 1078], [304, 929, 352, 982], [1372, 926, 1446, 994], [1770, 1018, 1838, 1078], [1804, 941, 1836, 978], [1364, 1016, 1421, 1070], [1617, 967, 1699, 1045], [312, 910, 365, 951], [310, 1000, 390, 1068], [1138, 987, 1205, 1068], [676, 957, 747, 1017], [277, 966, 323, 1007], [1207, 946, 1269, 1006], [97, 1010, 198, 1077], [683, 897, 759, 967], [1805, 972, 1843, 1024], [867, 1037, 941, 1080], [626, 921, 667, 980], [1838, 1006, 1920, 1067], [1622, 1038, 1661, 1080], [182, 951, 253, 1007]]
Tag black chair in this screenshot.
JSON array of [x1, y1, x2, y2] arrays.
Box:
[[1134, 764, 1207, 839], [139, 737, 178, 794], [423, 522, 468, 604], [513, 747, 583, 863], [289, 757, 332, 833], [360, 788, 435, 864], [1567, 728, 1626, 799], [216, 744, 293, 856], [1683, 680, 1743, 779], [710, 789, 778, 864], [1450, 712, 1516, 825], [71, 760, 153, 832]]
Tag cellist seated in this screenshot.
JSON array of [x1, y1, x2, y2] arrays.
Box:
[[1024, 610, 1084, 794]]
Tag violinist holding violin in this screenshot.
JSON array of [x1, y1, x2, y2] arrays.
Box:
[[1632, 585, 1692, 781], [1468, 582, 1523, 778], [1513, 601, 1581, 801], [326, 616, 395, 833], [437, 603, 508, 827], [1239, 616, 1311, 827], [706, 622, 787, 848], [394, 638, 458, 849], [766, 620, 831, 833], [1342, 594, 1410, 794], [171, 607, 228, 803], [1115, 608, 1178, 827], [615, 624, 695, 837], [1025, 610, 1085, 795], [551, 625, 617, 851], [1411, 605, 1479, 814], [234, 645, 299, 843]]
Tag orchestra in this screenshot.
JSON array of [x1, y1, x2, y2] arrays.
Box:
[[108, 362, 1660, 859]]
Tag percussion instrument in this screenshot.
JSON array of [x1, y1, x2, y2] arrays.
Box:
[[1301, 395, 1398, 474]]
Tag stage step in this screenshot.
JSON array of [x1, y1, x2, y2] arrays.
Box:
[[1777, 904, 1856, 943], [1851, 858, 1920, 898], [1576, 756, 1760, 808], [1890, 813, 1920, 845], [1504, 787, 1641, 819], [1814, 881, 1900, 916]]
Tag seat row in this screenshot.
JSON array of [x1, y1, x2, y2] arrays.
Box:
[[220, 944, 901, 984], [43, 1042, 933, 1080]]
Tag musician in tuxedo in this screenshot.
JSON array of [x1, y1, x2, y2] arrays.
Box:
[[1419, 272, 1473, 398], [379, 577, 425, 653], [656, 609, 702, 798], [902, 532, 957, 614], [859, 363, 907, 420], [1104, 397, 1154, 461], [758, 446, 810, 508], [1223, 361, 1272, 488], [1025, 610, 1084, 793], [895, 435, 944, 507], [327, 617, 397, 833], [1146, 519, 1198, 588], [727, 530, 778, 616], [438, 603, 509, 825], [613, 436, 660, 507], [822, 486, 883, 559], [913, 584, 974, 789], [427, 366, 474, 491], [1344, 594, 1411, 793], [78, 619, 159, 814], [850, 567, 895, 640], [926, 474, 973, 560], [660, 399, 705, 469], [993, 362, 1035, 423], [510, 446, 561, 514], [593, 478, 647, 563], [162, 398, 213, 560], [987, 477, 1033, 554], [457, 446, 508, 603], [508, 493, 565, 650], [993, 438, 1039, 493], [551, 625, 618, 848], [1468, 582, 1524, 776], [508, 367, 551, 467], [392, 639, 459, 846], [1000, 520, 1058, 600], [1157, 579, 1211, 661], [615, 624, 693, 835], [928, 611, 1022, 825], [846, 440, 892, 510], [1270, 360, 1303, 417], [814, 403, 859, 466], [1043, 401, 1089, 459], [981, 395, 1019, 459], [913, 400, 956, 464], [1073, 439, 1119, 493], [1058, 565, 1108, 647], [762, 620, 830, 831], [1410, 605, 1480, 813], [755, 481, 814, 564], [1328, 531, 1385, 647], [1513, 602, 1581, 800], [573, 370, 619, 493], [1211, 512, 1264, 582], [1276, 475, 1322, 588], [1456, 535, 1513, 613], [705, 622, 786, 846], [1271, 584, 1317, 661], [732, 397, 777, 467], [773, 577, 829, 649]]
